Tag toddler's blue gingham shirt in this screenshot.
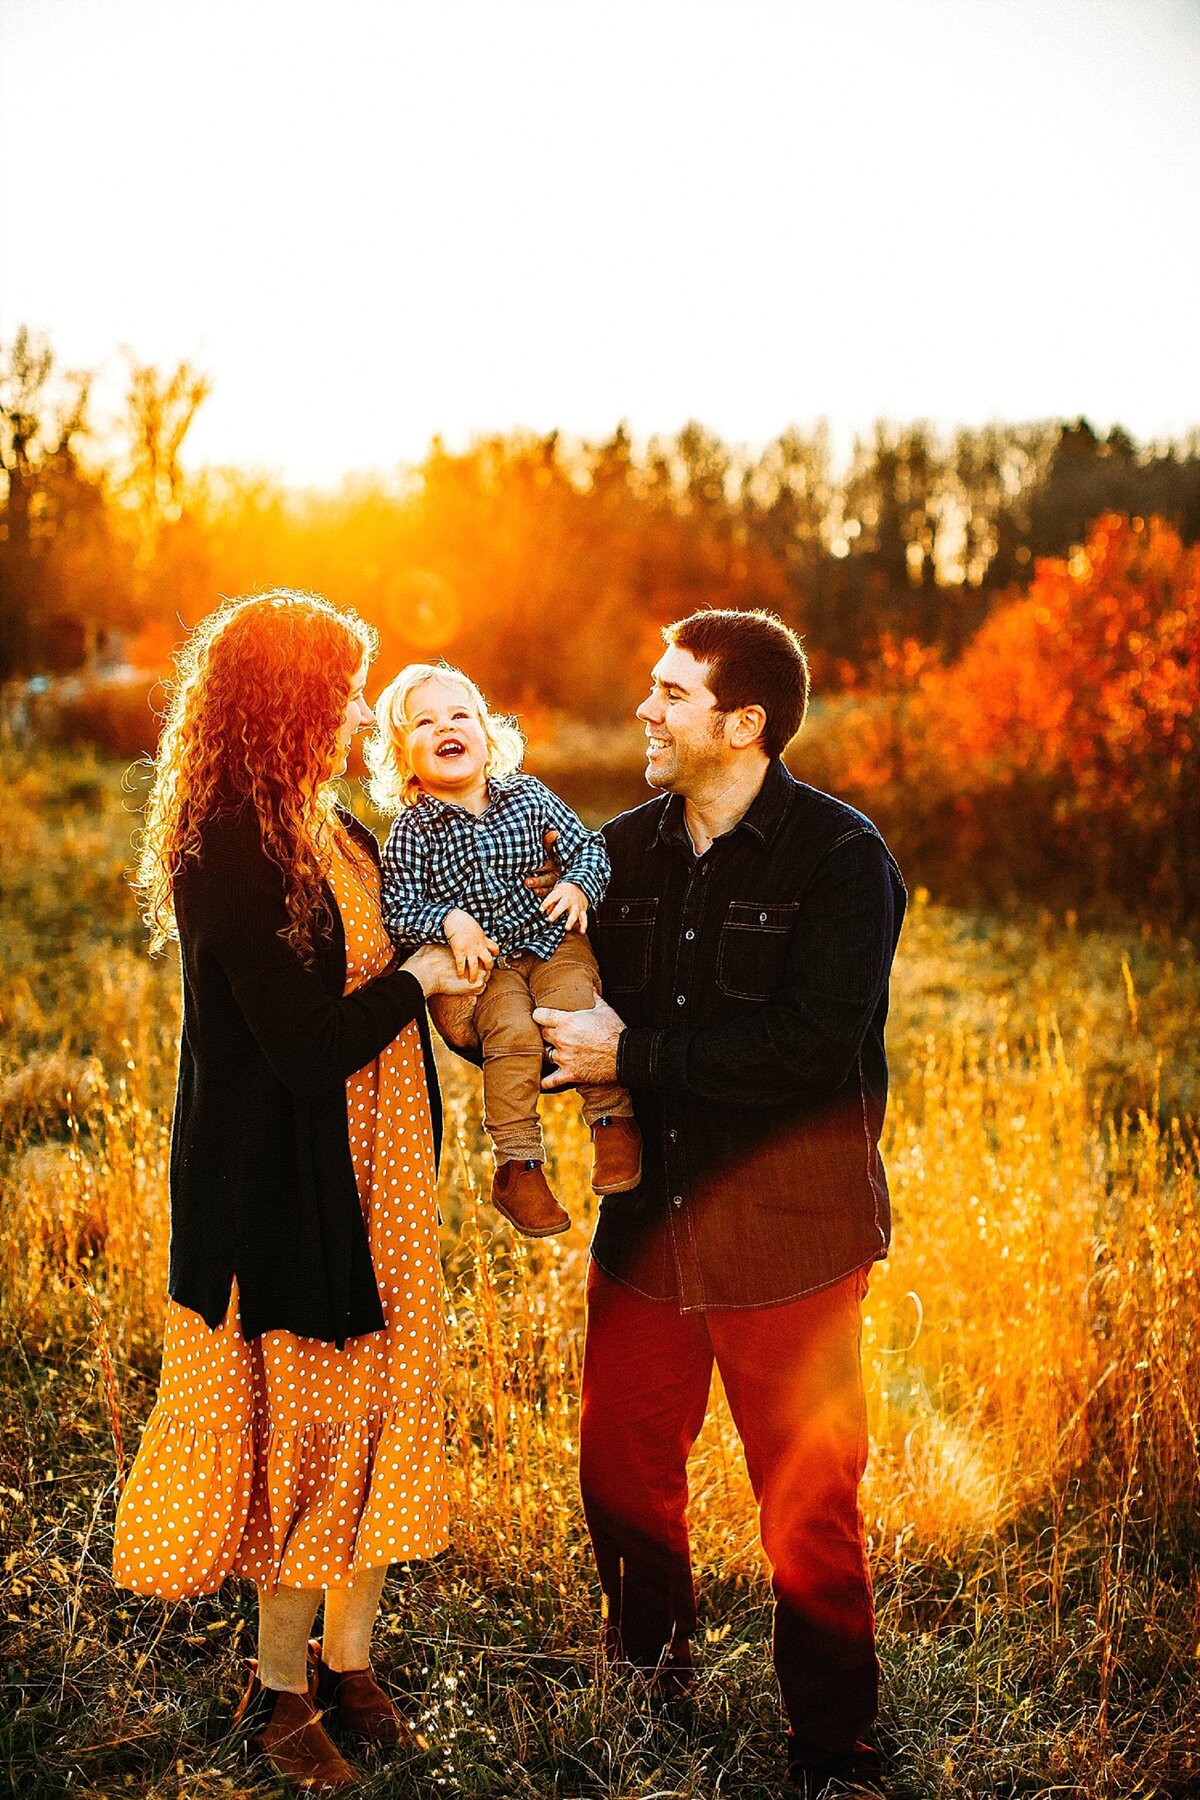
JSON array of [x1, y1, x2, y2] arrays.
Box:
[[379, 772, 611, 959]]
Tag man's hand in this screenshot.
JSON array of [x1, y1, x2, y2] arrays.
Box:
[[444, 908, 499, 982], [540, 879, 589, 933], [524, 828, 561, 902], [533, 993, 625, 1088]]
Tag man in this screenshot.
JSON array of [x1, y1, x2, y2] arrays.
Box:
[[533, 609, 905, 1797]]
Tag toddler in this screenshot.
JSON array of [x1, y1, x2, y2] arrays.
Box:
[[367, 661, 641, 1237]]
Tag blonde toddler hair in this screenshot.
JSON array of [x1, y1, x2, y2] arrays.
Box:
[[365, 661, 526, 815]]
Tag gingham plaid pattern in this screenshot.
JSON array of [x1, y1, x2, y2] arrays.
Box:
[[379, 772, 611, 959]]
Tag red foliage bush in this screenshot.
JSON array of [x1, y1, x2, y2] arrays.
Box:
[[802, 517, 1200, 916]]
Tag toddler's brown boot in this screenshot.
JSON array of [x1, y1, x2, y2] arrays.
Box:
[[591, 1115, 643, 1195], [492, 1158, 570, 1237]]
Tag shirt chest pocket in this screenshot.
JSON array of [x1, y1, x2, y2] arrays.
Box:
[[716, 901, 799, 1001], [593, 896, 658, 993]]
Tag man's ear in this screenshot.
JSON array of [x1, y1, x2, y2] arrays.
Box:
[[728, 704, 767, 751]]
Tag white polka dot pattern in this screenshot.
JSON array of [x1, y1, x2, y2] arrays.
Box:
[[113, 832, 449, 1596]]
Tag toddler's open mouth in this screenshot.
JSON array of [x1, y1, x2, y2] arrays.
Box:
[[436, 739, 466, 759]]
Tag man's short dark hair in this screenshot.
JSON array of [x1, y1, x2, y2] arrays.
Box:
[[664, 609, 810, 759]]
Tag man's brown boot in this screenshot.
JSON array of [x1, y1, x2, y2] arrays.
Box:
[[591, 1115, 643, 1194], [233, 1666, 357, 1791], [316, 1656, 407, 1747], [492, 1158, 570, 1237]]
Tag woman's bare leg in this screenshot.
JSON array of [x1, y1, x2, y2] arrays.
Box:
[[256, 1584, 322, 1693], [322, 1566, 389, 1672]]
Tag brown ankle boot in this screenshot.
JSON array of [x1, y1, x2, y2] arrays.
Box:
[[492, 1158, 570, 1236], [233, 1666, 358, 1790], [591, 1115, 643, 1194], [316, 1656, 407, 1746]]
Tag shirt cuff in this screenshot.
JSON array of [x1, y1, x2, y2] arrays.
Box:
[[616, 1026, 664, 1089], [386, 910, 451, 947], [560, 861, 606, 909]]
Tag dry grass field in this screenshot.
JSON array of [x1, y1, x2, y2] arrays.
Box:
[[2, 745, 1198, 1798]]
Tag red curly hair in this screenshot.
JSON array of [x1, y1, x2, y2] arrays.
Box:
[[137, 590, 378, 960]]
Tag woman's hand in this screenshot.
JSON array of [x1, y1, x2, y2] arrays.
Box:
[[402, 943, 488, 998], [444, 908, 499, 981], [540, 879, 589, 933]]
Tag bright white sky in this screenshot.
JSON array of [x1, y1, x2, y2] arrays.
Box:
[[2, 0, 1198, 486]]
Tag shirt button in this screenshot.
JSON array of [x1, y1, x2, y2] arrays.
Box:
[[684, 929, 695, 941], [759, 912, 768, 923], [668, 1128, 678, 1142], [671, 1195, 683, 1209], [676, 993, 686, 1006]]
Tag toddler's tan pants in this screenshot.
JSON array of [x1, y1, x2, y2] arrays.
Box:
[[432, 931, 633, 1163]]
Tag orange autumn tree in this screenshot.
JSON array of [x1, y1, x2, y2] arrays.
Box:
[[930, 514, 1200, 907]]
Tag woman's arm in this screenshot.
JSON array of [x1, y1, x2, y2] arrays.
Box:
[[181, 821, 427, 1100]]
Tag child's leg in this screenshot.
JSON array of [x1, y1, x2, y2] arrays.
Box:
[[475, 956, 570, 1237], [529, 934, 636, 1127], [473, 957, 547, 1163], [427, 991, 481, 1053]]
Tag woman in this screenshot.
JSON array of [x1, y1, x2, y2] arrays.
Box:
[[112, 591, 480, 1790]]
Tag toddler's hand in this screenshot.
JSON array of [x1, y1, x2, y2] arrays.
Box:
[[541, 880, 589, 933], [401, 944, 488, 999], [445, 909, 499, 981]]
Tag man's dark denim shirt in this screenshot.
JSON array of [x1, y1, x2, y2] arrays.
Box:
[[590, 757, 906, 1312]]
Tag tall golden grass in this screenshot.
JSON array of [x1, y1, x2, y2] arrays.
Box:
[[2, 745, 1199, 1796], [7, 963, 1197, 1561]]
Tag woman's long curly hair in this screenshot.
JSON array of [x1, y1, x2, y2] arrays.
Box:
[[137, 590, 378, 960]]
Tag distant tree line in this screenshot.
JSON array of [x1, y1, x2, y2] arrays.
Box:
[[2, 327, 1199, 719]]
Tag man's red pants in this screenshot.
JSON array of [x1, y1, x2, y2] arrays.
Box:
[[579, 1261, 879, 1763]]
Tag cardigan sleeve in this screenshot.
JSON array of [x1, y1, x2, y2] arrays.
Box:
[[178, 816, 427, 1100]]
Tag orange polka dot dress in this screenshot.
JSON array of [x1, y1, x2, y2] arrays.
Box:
[[113, 831, 449, 1596]]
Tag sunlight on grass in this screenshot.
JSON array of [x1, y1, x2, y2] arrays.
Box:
[[2, 747, 1198, 1798]]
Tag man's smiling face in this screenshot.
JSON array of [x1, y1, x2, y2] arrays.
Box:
[[635, 644, 728, 795]]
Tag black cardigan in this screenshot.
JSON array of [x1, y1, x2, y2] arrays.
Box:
[[167, 805, 441, 1344]]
